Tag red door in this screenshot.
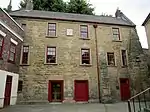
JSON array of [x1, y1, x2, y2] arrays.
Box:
[[48, 80, 63, 102], [120, 78, 130, 101], [74, 80, 88, 101], [4, 76, 12, 107]]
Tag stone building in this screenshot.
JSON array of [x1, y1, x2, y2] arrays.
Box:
[[0, 8, 24, 107], [143, 13, 150, 50], [9, 8, 148, 103], [142, 13, 150, 87]]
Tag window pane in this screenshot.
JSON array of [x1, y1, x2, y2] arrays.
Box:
[[18, 80, 23, 92], [107, 53, 115, 66], [81, 25, 88, 38], [47, 55, 56, 63], [10, 45, 16, 53], [23, 46, 29, 53], [48, 23, 56, 30], [48, 31, 56, 36], [22, 52, 28, 64], [81, 33, 88, 38], [113, 35, 119, 40], [81, 26, 88, 32], [9, 52, 15, 61], [113, 28, 119, 34], [82, 49, 90, 64], [47, 47, 56, 63], [122, 50, 127, 66]]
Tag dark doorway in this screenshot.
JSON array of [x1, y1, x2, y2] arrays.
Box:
[[4, 75, 12, 107], [120, 78, 130, 101], [48, 80, 63, 102]]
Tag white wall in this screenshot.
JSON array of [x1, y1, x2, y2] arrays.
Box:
[[0, 70, 19, 108]]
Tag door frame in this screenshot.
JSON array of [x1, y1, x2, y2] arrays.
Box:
[[4, 75, 12, 107], [74, 80, 89, 101], [48, 80, 63, 102], [120, 78, 130, 101]]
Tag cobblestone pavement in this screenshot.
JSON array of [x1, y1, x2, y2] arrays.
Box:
[[0, 102, 128, 112]]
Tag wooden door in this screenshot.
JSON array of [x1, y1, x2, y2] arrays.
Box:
[[4, 76, 12, 107], [48, 80, 63, 102], [120, 78, 130, 101], [74, 80, 88, 101]]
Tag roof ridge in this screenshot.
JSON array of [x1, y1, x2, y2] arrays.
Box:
[[10, 9, 135, 27]]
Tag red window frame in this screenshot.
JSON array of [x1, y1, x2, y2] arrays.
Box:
[[46, 47, 56, 63], [22, 46, 29, 64], [0, 36, 4, 58], [112, 28, 120, 40], [121, 50, 127, 66], [81, 49, 90, 64], [80, 25, 88, 39], [48, 23, 56, 36], [107, 52, 115, 66], [8, 43, 16, 63]]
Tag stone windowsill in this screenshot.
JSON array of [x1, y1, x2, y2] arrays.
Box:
[[121, 65, 128, 68], [80, 64, 92, 67], [8, 60, 15, 64], [107, 65, 117, 67], [20, 64, 30, 66], [44, 63, 58, 65], [79, 38, 90, 40], [45, 35, 57, 38], [112, 40, 122, 42]]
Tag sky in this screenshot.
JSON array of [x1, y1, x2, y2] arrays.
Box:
[[0, 0, 150, 48]]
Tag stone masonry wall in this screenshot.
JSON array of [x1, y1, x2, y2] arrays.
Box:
[[15, 18, 148, 103]]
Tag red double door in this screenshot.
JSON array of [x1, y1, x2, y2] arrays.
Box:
[[74, 80, 89, 101], [120, 78, 130, 101], [4, 76, 12, 107]]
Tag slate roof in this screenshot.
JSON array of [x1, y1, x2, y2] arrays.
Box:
[[142, 13, 150, 26], [10, 10, 135, 27]]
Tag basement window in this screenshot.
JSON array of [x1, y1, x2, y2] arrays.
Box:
[[81, 49, 90, 64], [107, 52, 115, 66]]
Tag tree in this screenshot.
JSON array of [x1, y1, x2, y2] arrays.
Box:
[[19, 0, 94, 15], [19, 0, 66, 12], [66, 0, 94, 15]]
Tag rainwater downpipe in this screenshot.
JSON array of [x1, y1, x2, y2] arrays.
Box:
[[93, 24, 101, 103]]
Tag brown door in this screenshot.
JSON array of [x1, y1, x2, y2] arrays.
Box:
[[74, 80, 88, 101], [48, 80, 63, 102], [4, 76, 12, 107], [120, 78, 130, 101]]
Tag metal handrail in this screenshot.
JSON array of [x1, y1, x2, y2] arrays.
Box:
[[127, 87, 150, 112], [128, 88, 150, 101]]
